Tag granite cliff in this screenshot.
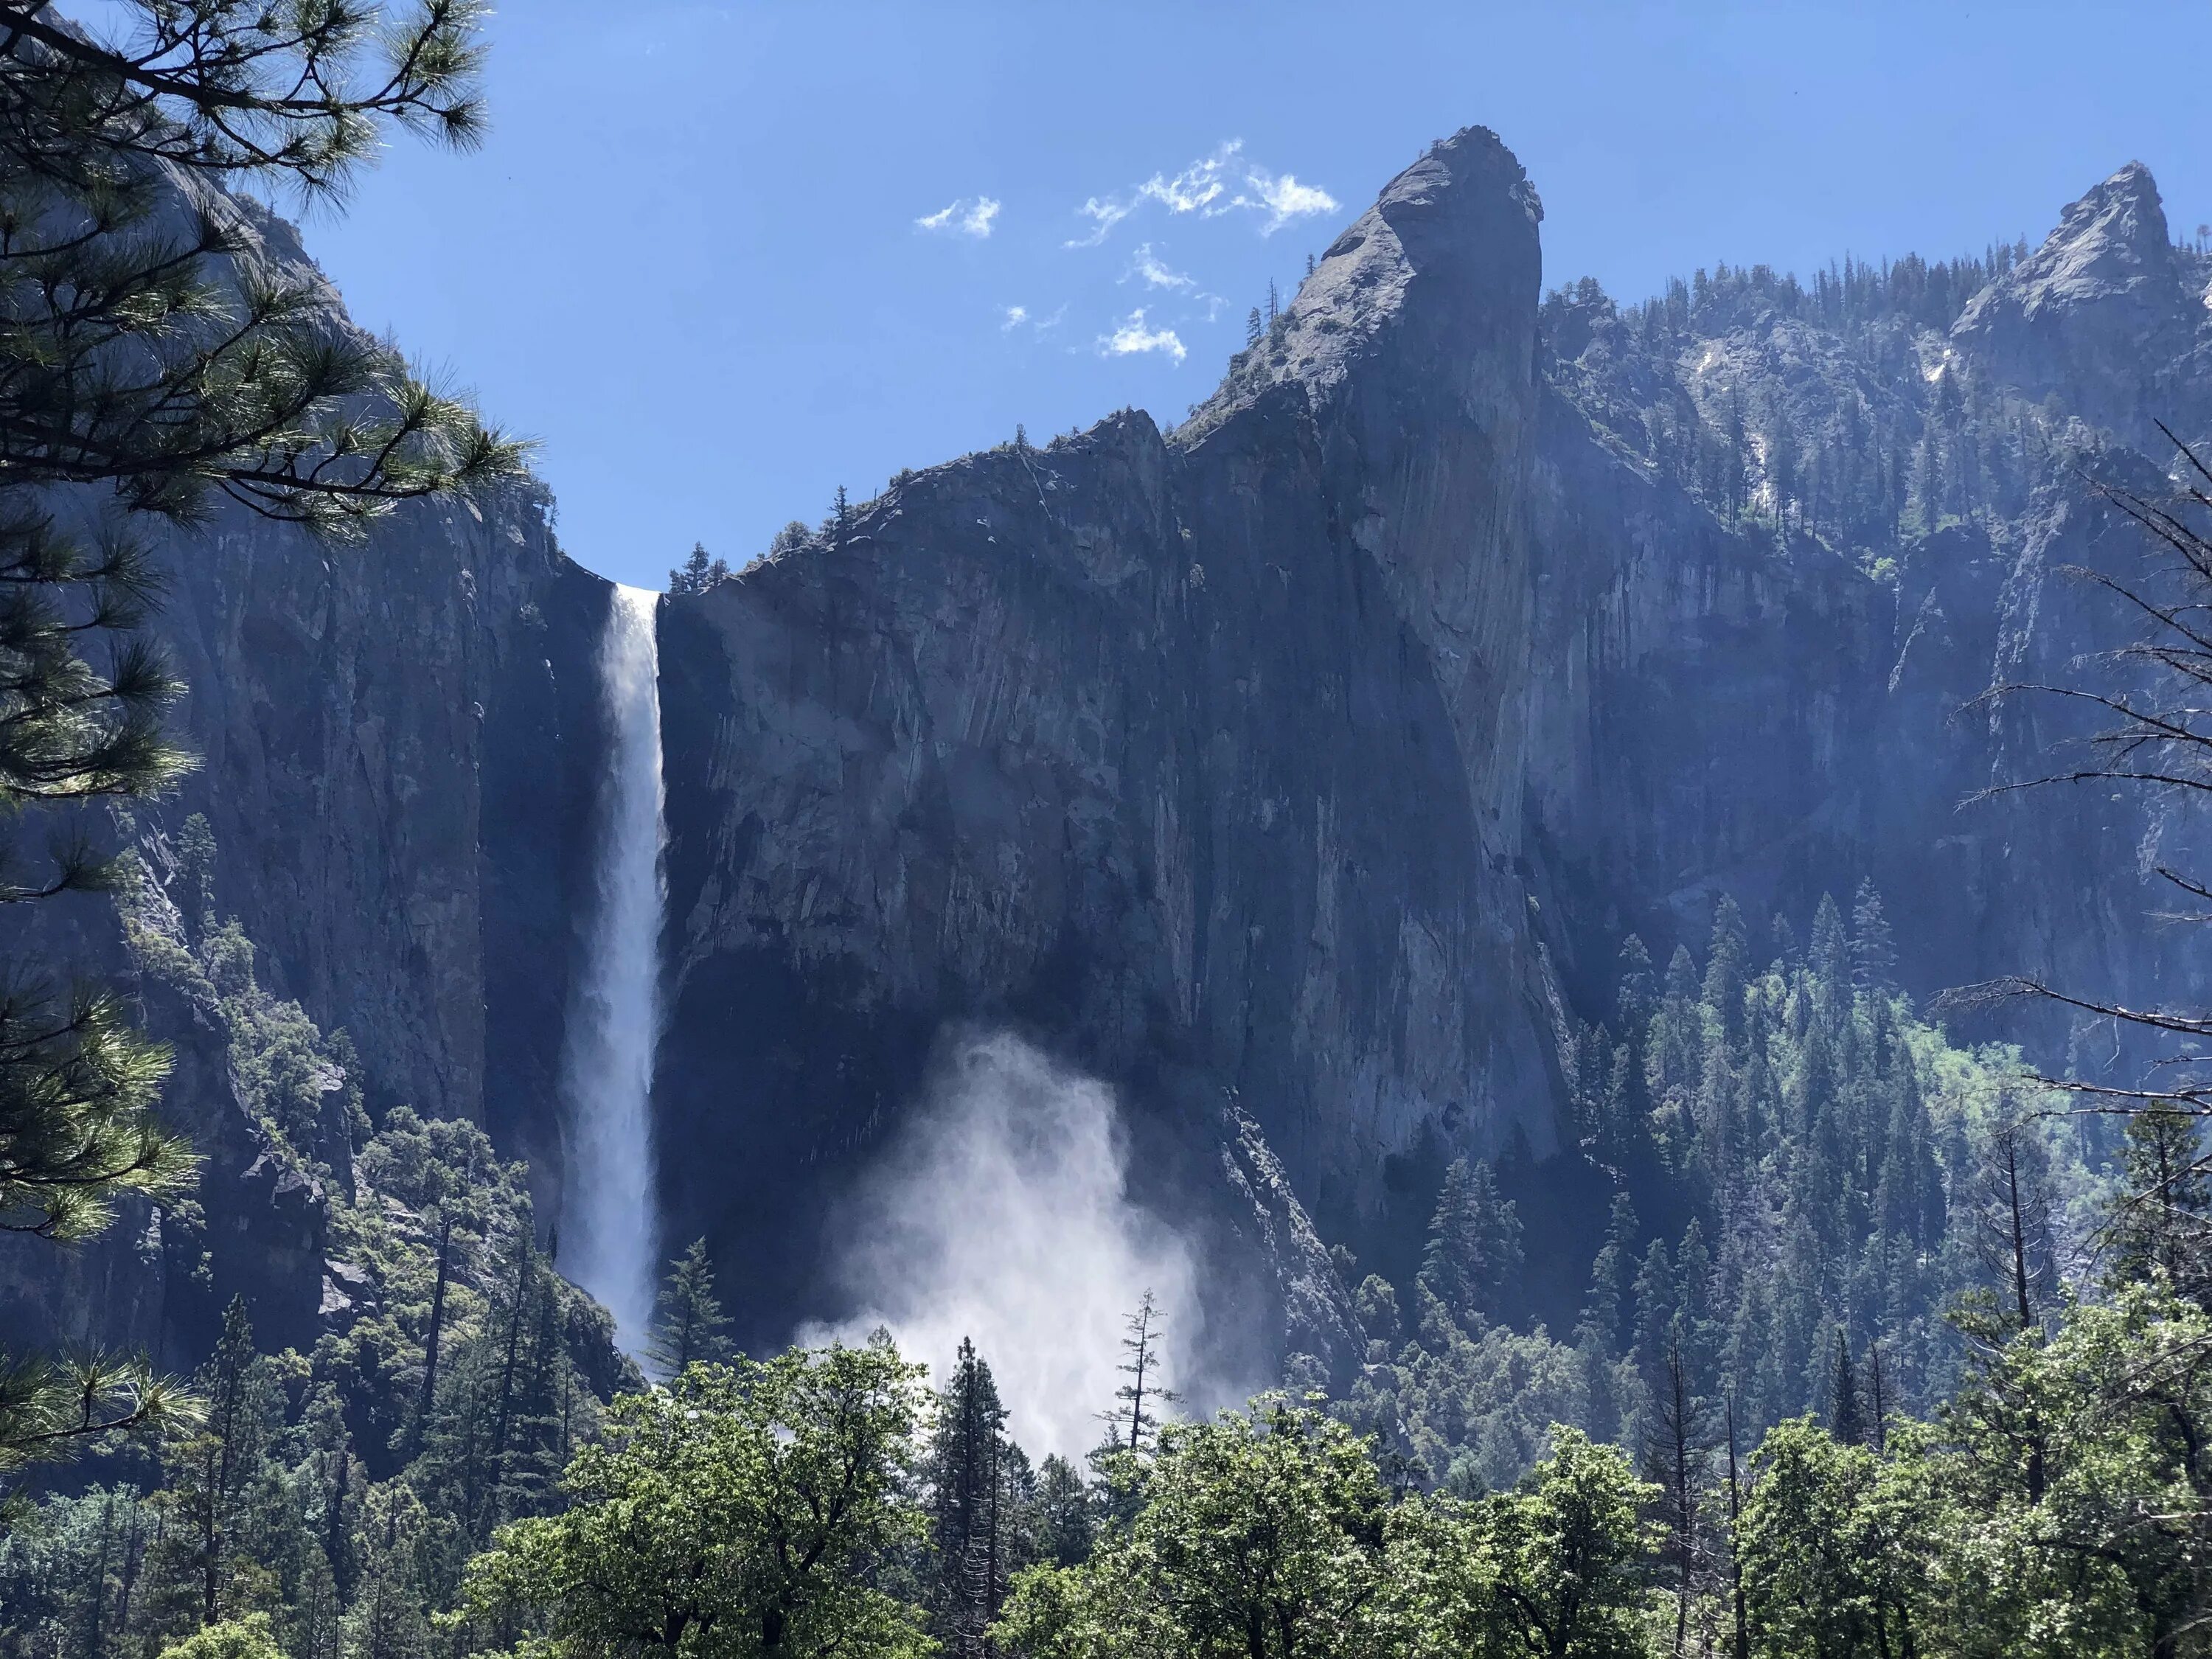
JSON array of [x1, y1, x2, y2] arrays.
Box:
[[7, 126, 2211, 1381]]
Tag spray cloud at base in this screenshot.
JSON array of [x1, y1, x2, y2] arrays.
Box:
[[805, 1032, 1210, 1461]]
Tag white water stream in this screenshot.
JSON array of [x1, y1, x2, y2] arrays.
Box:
[[559, 584, 667, 1354]]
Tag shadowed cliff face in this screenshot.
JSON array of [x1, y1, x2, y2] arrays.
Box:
[[650, 140, 2212, 1352], [1523, 159, 2212, 1046], [652, 129, 1557, 1346], [0, 188, 621, 1362]]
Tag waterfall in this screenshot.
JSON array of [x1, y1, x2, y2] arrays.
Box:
[[560, 584, 667, 1354]]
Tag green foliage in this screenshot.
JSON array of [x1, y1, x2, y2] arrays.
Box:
[[1477, 1427, 1657, 1658], [999, 1410, 1653, 1659], [1544, 240, 2056, 557], [0, 0, 524, 1502], [998, 1399, 1400, 1659], [460, 1340, 932, 1658], [1736, 1420, 1924, 1659], [645, 1237, 736, 1381], [0, 972, 191, 1240], [1418, 1158, 1524, 1329], [926, 1338, 1022, 1657], [668, 541, 732, 594], [1356, 890, 2098, 1500], [156, 1611, 286, 1659]]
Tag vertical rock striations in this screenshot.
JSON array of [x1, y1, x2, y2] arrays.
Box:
[[653, 131, 1563, 1342]]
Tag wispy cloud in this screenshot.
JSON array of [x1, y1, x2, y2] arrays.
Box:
[[1002, 302, 1068, 337], [1064, 196, 1133, 248], [1066, 139, 1338, 248], [1234, 169, 1338, 235], [1098, 308, 1186, 364], [1124, 243, 1194, 291], [1138, 141, 1241, 215], [917, 195, 1002, 238]]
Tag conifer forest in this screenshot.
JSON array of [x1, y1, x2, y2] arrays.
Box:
[[6, 4, 2212, 1657]]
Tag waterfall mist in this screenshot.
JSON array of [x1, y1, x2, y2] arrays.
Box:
[[559, 584, 667, 1354], [804, 1033, 1208, 1461]]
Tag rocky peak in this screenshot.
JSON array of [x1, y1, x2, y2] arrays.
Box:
[[2014, 161, 2174, 308], [1189, 125, 1543, 435], [1952, 160, 2194, 435]]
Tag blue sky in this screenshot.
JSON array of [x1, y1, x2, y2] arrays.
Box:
[[280, 1, 2211, 591]]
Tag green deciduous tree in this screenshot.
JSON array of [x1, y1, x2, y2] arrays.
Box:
[[997, 1399, 1398, 1659], [1736, 1420, 1928, 1659], [1479, 1427, 1655, 1659], [459, 1339, 931, 1659], [154, 1611, 285, 1659]]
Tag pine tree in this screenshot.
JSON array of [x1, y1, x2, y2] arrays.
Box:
[[1418, 1158, 1523, 1326], [1826, 1330, 1865, 1446], [1581, 1192, 1641, 1354], [1849, 880, 1896, 992], [645, 1237, 735, 1380], [162, 1298, 276, 1628], [1647, 947, 1705, 1116], [1107, 1291, 1175, 1453], [1032, 1453, 1093, 1567], [668, 541, 725, 595], [1705, 894, 1750, 1043], [1814, 898, 1849, 1000], [1617, 935, 1657, 1030], [0, 0, 518, 1497], [1632, 1238, 1680, 1379], [1644, 1335, 1709, 1659], [929, 1339, 1015, 1659], [1245, 307, 1264, 347], [2107, 1106, 2211, 1295], [1724, 1392, 1750, 1659]]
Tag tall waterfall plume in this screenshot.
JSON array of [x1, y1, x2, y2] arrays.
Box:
[[560, 584, 667, 1353]]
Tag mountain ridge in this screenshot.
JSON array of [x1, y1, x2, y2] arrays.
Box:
[[4, 126, 2208, 1386]]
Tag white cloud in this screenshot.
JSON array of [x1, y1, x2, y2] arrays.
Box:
[[1234, 170, 1339, 235], [917, 195, 1001, 238], [1124, 243, 1194, 291], [1064, 195, 1134, 248], [1138, 140, 1242, 215], [1001, 302, 1067, 338], [1065, 140, 1338, 250], [1099, 307, 1186, 364]]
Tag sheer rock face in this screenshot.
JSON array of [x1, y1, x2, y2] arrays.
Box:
[[0, 179, 619, 1359], [653, 129, 1559, 1341], [13, 131, 2212, 1376]]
